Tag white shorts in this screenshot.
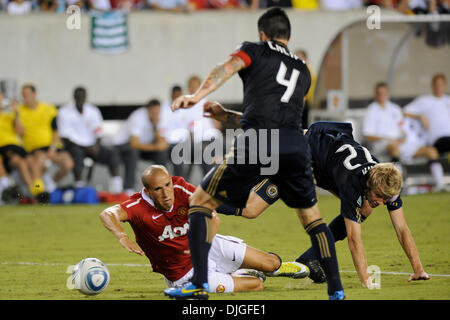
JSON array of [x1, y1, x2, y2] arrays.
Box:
[[164, 234, 247, 293], [399, 137, 425, 163]]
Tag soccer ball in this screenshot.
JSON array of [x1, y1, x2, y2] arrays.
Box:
[[72, 257, 110, 295]]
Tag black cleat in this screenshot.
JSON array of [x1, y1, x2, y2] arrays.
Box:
[[304, 260, 327, 283]]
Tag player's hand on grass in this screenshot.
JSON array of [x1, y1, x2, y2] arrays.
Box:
[[408, 271, 430, 282], [172, 94, 198, 111], [119, 235, 144, 256]]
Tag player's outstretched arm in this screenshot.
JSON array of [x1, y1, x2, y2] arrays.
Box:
[[389, 208, 430, 281], [344, 217, 372, 287], [172, 55, 246, 111], [99, 205, 144, 256], [203, 101, 242, 126]]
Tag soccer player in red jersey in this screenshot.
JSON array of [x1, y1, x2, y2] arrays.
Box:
[[99, 165, 307, 296]]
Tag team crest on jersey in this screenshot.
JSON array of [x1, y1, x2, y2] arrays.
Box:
[[266, 184, 279, 198], [178, 207, 188, 216], [216, 284, 225, 293]]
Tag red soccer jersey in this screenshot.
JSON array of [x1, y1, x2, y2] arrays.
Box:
[[120, 176, 195, 281]]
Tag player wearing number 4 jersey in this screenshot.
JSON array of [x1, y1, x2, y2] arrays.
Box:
[[99, 165, 309, 298], [213, 121, 430, 287], [166, 7, 344, 300]]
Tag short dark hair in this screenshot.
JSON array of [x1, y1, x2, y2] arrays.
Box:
[[74, 86, 86, 94], [146, 99, 160, 108], [171, 85, 182, 93], [22, 84, 36, 93], [257, 7, 291, 41]]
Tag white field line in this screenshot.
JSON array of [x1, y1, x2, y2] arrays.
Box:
[[1, 261, 449, 277]]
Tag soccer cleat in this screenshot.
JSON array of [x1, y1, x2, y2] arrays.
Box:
[[164, 282, 209, 300], [265, 262, 310, 279], [241, 269, 267, 282], [329, 290, 345, 300], [304, 259, 327, 283]]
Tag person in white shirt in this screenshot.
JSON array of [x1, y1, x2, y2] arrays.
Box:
[[183, 75, 222, 179], [113, 99, 169, 195], [58, 87, 123, 193], [404, 73, 450, 155], [159, 85, 191, 178], [363, 82, 404, 163], [399, 117, 446, 191], [7, 0, 32, 15]]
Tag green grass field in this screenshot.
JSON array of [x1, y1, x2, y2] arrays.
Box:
[[0, 193, 449, 300]]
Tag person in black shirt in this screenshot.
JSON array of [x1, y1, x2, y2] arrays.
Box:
[[214, 120, 430, 287], [164, 7, 345, 300]]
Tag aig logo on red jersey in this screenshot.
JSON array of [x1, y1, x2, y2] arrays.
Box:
[[158, 223, 189, 242]]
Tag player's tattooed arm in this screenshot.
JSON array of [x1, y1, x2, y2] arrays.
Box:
[[172, 56, 245, 111]]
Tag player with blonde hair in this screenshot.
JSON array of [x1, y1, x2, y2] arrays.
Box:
[[204, 102, 430, 288]]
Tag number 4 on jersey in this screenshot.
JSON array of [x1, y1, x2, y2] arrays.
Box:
[[276, 62, 300, 103]]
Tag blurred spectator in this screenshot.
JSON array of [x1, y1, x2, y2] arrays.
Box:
[[295, 48, 316, 129], [398, 117, 447, 191], [159, 85, 191, 178], [292, 0, 318, 9], [207, 0, 243, 8], [58, 87, 123, 193], [89, 0, 112, 11], [363, 82, 404, 164], [320, 0, 363, 10], [147, 0, 191, 12], [110, 0, 144, 10], [439, 0, 450, 13], [113, 99, 169, 195], [38, 0, 58, 11], [260, 0, 292, 8], [406, 0, 438, 14], [404, 73, 450, 155], [184, 75, 222, 179], [18, 84, 74, 194], [7, 0, 32, 14], [0, 92, 41, 199]]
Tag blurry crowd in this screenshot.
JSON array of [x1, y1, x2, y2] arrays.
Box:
[[1, 0, 449, 14], [0, 75, 227, 204], [362, 73, 450, 192]]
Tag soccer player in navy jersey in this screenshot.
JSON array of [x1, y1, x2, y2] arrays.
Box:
[[164, 7, 345, 300], [204, 113, 430, 287]]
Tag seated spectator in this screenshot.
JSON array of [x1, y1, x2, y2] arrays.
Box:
[[0, 92, 42, 199], [147, 0, 191, 12], [320, 0, 363, 10], [404, 73, 450, 156], [7, 0, 32, 14], [58, 87, 123, 193], [406, 0, 437, 14], [363, 82, 404, 165], [207, 0, 244, 9], [110, 0, 144, 10], [398, 117, 447, 191], [113, 99, 169, 195], [295, 48, 316, 129], [18, 84, 74, 195], [159, 85, 191, 178]]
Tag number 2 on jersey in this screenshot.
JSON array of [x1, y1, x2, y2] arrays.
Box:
[[336, 144, 376, 170], [276, 62, 300, 103]]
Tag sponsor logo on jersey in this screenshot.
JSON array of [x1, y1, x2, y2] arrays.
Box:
[[266, 184, 279, 198]]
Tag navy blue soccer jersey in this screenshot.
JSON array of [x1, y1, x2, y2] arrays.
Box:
[[305, 122, 403, 223], [231, 40, 311, 130]]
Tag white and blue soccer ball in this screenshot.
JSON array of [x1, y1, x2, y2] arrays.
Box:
[[72, 257, 110, 295]]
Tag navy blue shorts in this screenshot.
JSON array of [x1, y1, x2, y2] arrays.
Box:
[[0, 144, 28, 172], [200, 128, 317, 209]]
